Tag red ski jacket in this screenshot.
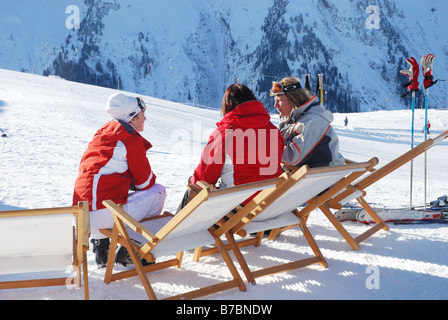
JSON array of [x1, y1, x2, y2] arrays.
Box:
[[73, 120, 156, 211], [190, 100, 284, 189]]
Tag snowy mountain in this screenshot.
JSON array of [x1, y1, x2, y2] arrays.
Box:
[[1, 0, 447, 112]]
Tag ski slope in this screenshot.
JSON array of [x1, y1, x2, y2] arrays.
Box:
[[0, 68, 447, 300]]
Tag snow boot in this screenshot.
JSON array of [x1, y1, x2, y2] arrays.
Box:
[[115, 245, 133, 267], [115, 240, 154, 267], [91, 238, 110, 268]]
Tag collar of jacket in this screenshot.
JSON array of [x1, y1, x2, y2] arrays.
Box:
[[289, 95, 320, 123], [114, 119, 153, 150], [216, 100, 271, 129], [116, 119, 137, 135]]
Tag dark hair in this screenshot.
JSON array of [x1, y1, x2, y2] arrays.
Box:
[[221, 83, 257, 116]]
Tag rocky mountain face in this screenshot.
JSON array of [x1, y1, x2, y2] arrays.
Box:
[[1, 0, 446, 112]]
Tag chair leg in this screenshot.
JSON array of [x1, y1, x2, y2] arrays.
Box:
[[123, 236, 158, 300], [192, 247, 202, 262], [104, 224, 158, 300], [225, 231, 256, 284], [299, 223, 327, 268], [357, 197, 389, 231], [214, 236, 246, 292], [175, 252, 184, 268], [83, 246, 89, 300], [104, 227, 119, 284], [255, 232, 263, 246], [268, 228, 280, 241]]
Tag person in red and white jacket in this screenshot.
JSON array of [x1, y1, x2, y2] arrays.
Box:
[[73, 93, 166, 267], [177, 83, 284, 211]]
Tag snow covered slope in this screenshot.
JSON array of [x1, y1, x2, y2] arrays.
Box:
[[0, 69, 447, 300]]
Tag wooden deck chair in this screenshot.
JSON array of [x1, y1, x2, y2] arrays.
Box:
[[318, 129, 448, 250], [0, 201, 90, 300], [195, 159, 377, 284], [99, 177, 283, 300]]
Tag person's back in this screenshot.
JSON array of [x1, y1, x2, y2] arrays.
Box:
[[190, 84, 284, 188], [73, 119, 154, 211], [177, 84, 284, 212], [73, 93, 166, 268]]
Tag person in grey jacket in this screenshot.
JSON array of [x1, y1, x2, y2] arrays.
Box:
[[270, 77, 344, 168]]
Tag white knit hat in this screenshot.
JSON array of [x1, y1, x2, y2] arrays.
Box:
[[105, 93, 141, 122]]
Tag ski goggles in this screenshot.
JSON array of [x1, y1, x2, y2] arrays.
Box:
[[128, 97, 147, 119], [270, 81, 302, 96], [136, 97, 146, 112]]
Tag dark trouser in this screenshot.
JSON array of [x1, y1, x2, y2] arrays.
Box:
[[176, 188, 191, 214]]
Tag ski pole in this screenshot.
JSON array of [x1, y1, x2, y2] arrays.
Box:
[[318, 73, 324, 105], [305, 74, 311, 92], [423, 88, 429, 210], [424, 89, 428, 141], [409, 91, 415, 209], [400, 56, 420, 209], [420, 53, 438, 210]]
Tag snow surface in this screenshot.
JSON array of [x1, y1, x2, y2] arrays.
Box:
[[0, 68, 447, 300]]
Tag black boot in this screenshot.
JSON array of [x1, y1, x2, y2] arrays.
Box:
[[115, 240, 154, 267], [115, 245, 133, 267], [91, 238, 110, 268]]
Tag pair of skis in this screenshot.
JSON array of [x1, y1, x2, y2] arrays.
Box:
[[335, 195, 448, 225], [334, 206, 448, 225]]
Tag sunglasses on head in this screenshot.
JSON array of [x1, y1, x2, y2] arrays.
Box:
[[128, 97, 147, 119], [270, 81, 301, 96]]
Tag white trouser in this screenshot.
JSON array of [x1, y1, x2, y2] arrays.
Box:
[[90, 184, 166, 239]]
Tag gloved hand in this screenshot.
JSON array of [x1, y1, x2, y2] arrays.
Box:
[[400, 56, 420, 97], [421, 54, 437, 89]]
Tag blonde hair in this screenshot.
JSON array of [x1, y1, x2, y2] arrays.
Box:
[[279, 77, 312, 110]]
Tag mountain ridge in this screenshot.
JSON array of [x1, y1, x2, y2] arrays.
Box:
[[0, 0, 446, 112]]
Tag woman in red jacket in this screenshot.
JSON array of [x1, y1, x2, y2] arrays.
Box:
[[177, 83, 284, 211], [73, 93, 166, 268]]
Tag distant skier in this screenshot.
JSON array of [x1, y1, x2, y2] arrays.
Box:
[[344, 116, 348, 127], [423, 120, 431, 135]]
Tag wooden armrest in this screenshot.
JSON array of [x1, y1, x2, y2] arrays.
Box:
[[345, 158, 376, 172], [102, 200, 159, 243]]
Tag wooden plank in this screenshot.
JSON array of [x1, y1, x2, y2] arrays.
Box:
[[319, 203, 360, 250], [0, 278, 68, 289], [165, 280, 241, 300], [103, 200, 159, 244], [354, 223, 385, 244], [0, 206, 77, 218], [251, 257, 323, 279]]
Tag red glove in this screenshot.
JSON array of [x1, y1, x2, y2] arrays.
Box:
[[421, 54, 437, 89], [400, 56, 420, 97]]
